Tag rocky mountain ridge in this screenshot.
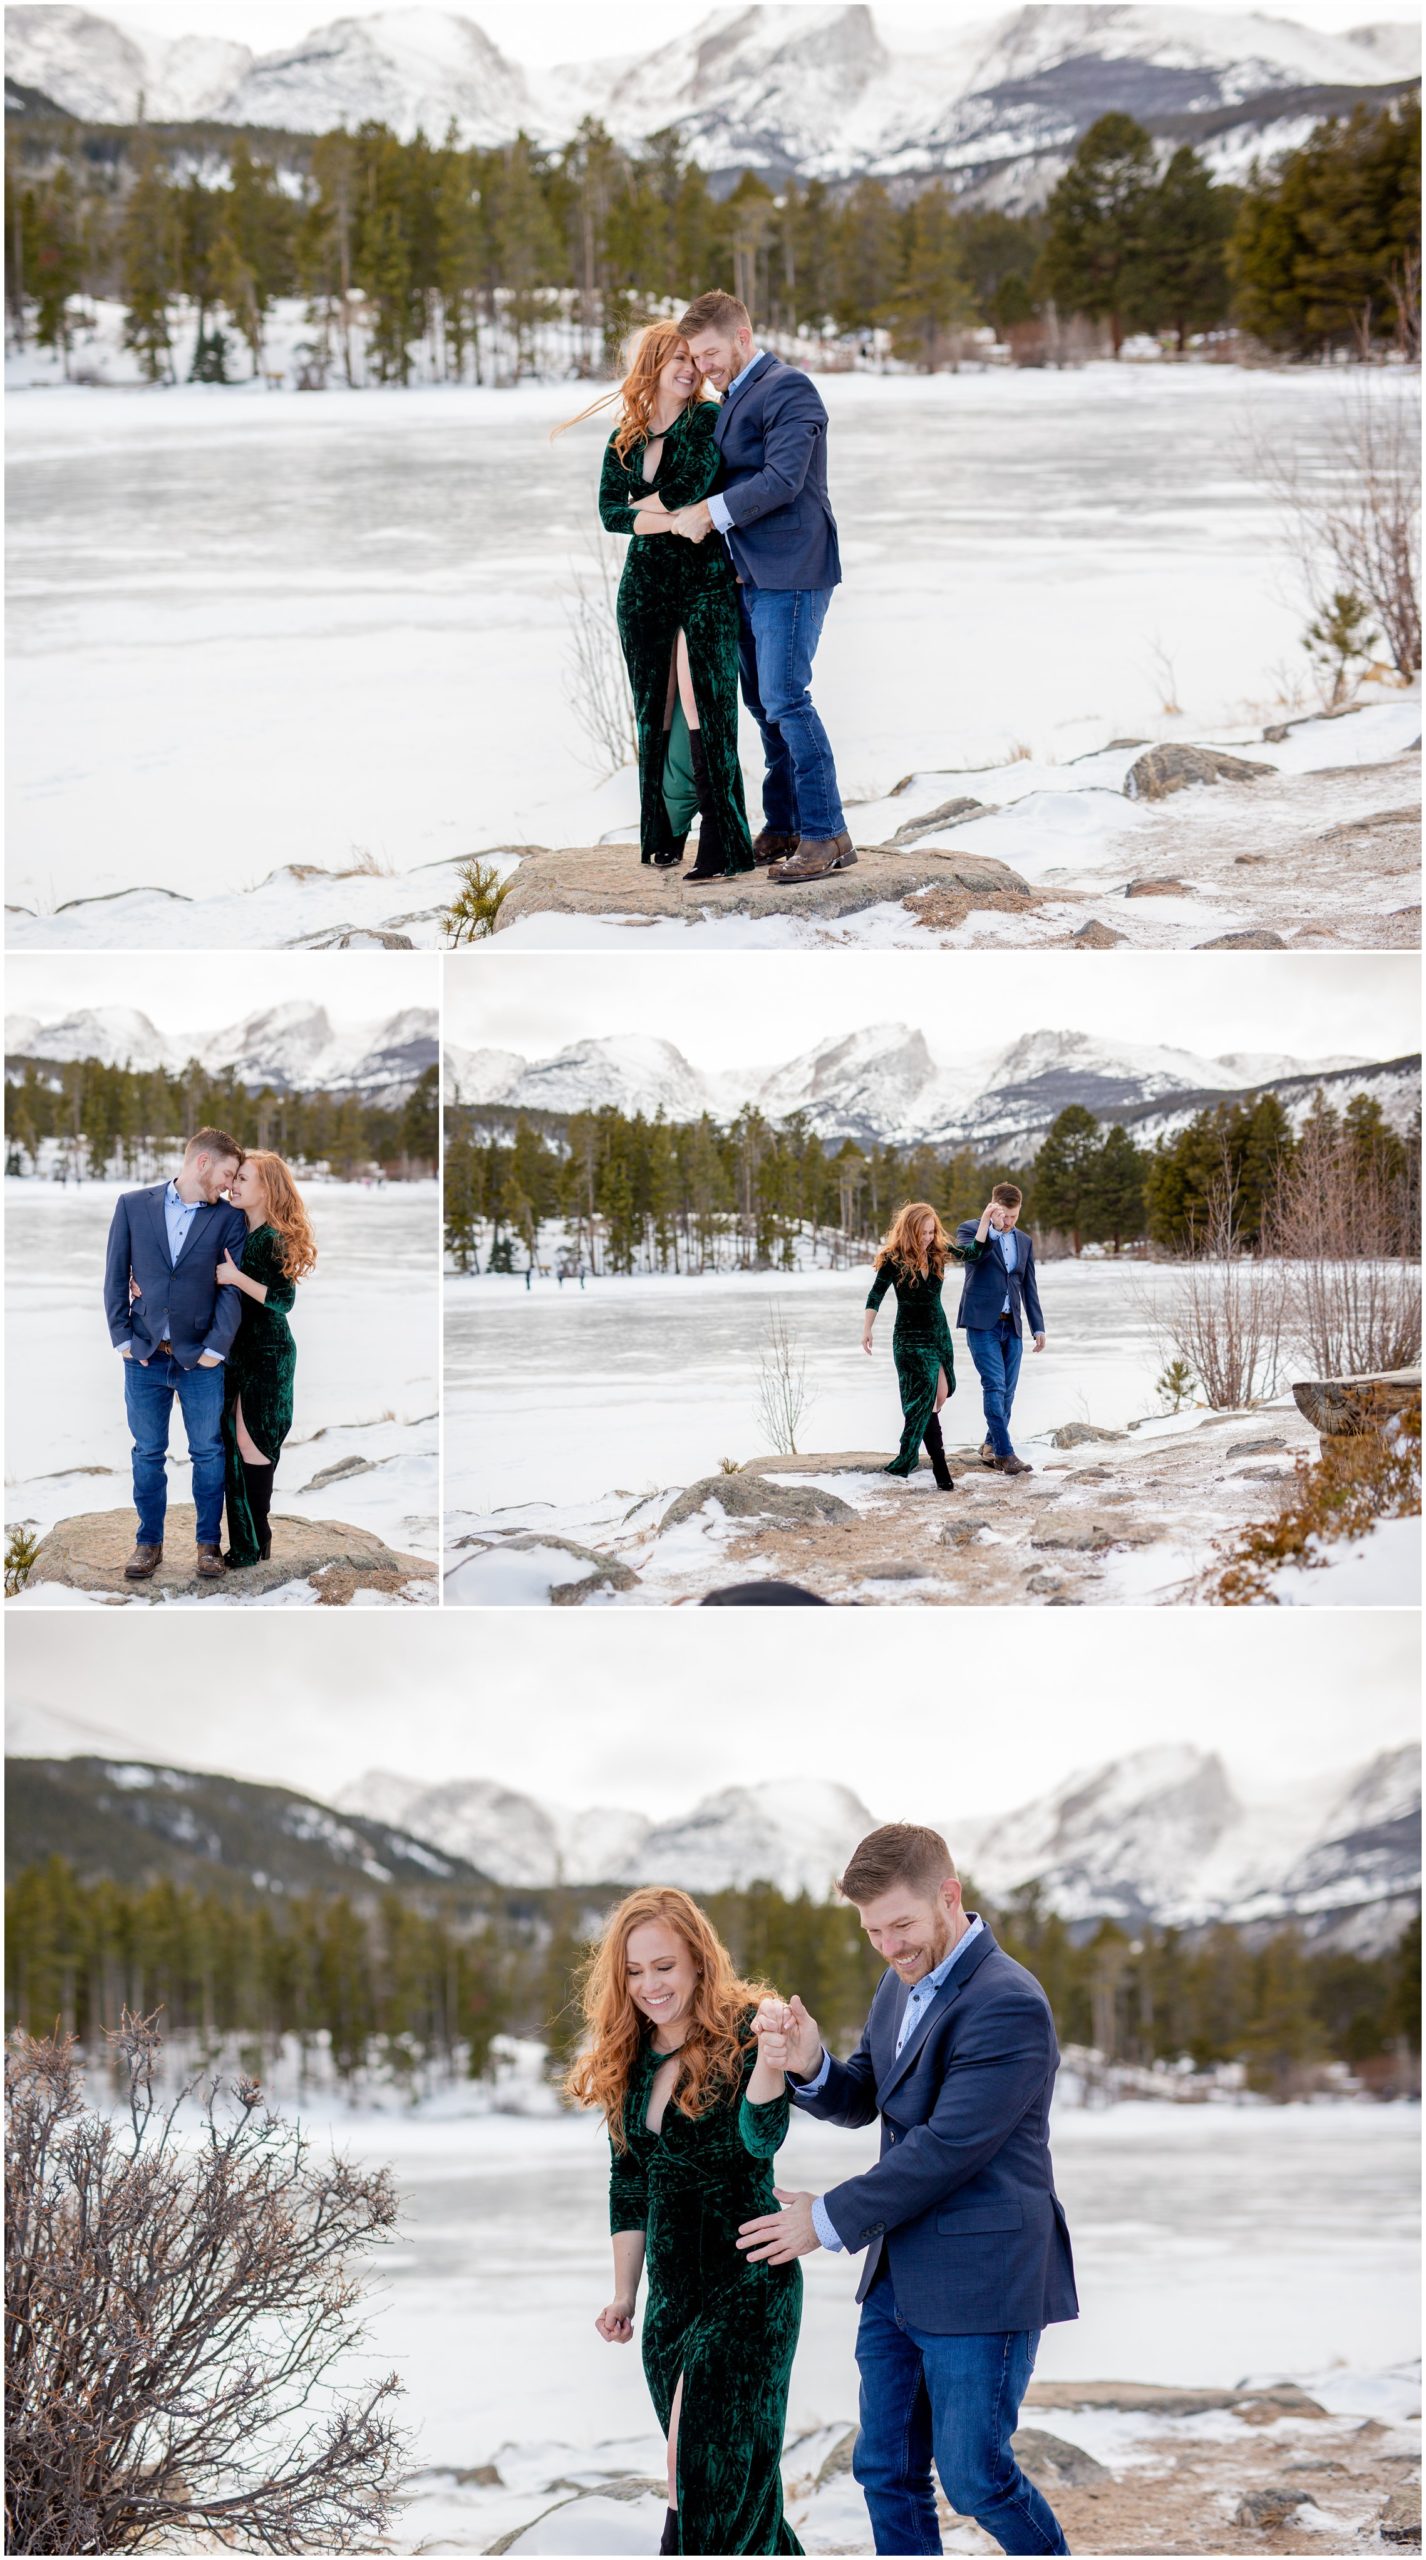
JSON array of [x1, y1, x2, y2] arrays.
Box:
[[5, 1001, 438, 1101], [6, 5, 1417, 204], [444, 1019, 1405, 1154]]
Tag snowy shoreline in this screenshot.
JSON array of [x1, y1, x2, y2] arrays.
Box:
[[10, 363, 1419, 947]]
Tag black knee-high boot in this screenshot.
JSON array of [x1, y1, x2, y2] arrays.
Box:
[[683, 729, 729, 882], [659, 2506, 679, 2553], [243, 1459, 275, 1559], [923, 1412, 955, 1491]]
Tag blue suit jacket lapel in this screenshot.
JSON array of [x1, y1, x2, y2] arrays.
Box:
[[145, 1186, 172, 1268], [713, 350, 773, 446], [877, 1929, 996, 2106]]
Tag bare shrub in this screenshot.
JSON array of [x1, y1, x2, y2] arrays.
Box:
[[564, 530, 637, 775], [5, 2010, 404, 2554], [1253, 375, 1421, 680], [1160, 1162, 1283, 1409], [755, 1301, 816, 1455], [1269, 1120, 1422, 1378], [1199, 1395, 1420, 1603]]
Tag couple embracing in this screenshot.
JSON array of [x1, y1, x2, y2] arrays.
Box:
[[560, 291, 853, 885], [569, 1824, 1076, 2558], [103, 1127, 315, 1580]]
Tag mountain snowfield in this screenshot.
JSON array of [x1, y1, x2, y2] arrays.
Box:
[[443, 1018, 1404, 1152], [6, 5, 1417, 194], [5, 1001, 438, 1100], [334, 1741, 1419, 1944]]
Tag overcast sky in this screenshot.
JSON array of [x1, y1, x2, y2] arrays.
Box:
[[7, 1611, 1418, 1825], [113, 2, 1426, 59], [7, 951, 438, 1037], [446, 951, 1419, 1072]]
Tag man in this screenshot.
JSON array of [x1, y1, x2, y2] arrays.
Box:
[[955, 1182, 1044, 1478], [739, 1824, 1076, 2558], [670, 290, 853, 884], [103, 1127, 248, 1582]]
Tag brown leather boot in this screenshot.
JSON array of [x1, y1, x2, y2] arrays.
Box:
[[994, 1454, 1033, 1477], [770, 834, 857, 882], [752, 828, 799, 866], [124, 1542, 162, 1581], [194, 1543, 225, 1579]]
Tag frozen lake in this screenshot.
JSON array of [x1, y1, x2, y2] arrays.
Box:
[[6, 365, 1384, 918], [313, 2098, 1419, 2477], [5, 1178, 440, 1555], [446, 1257, 1166, 1514]]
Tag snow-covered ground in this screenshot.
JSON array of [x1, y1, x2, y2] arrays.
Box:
[[4, 1177, 439, 1556], [445, 1258, 1168, 1519], [8, 358, 1417, 945], [292, 2095, 1419, 2551]]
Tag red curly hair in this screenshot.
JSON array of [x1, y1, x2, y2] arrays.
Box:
[[553, 321, 715, 461], [244, 1151, 318, 1282], [563, 1887, 772, 2151], [876, 1200, 952, 1284]]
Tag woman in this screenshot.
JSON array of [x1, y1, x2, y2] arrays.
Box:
[[558, 325, 753, 881], [863, 1200, 996, 1486], [566, 1887, 803, 2556], [215, 1151, 316, 1567]]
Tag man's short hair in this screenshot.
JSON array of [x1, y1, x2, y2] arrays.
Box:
[[184, 1126, 244, 1167], [838, 1823, 958, 1905], [678, 291, 752, 339], [992, 1182, 1023, 1209]]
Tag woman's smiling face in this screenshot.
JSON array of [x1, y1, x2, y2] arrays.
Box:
[[625, 1919, 699, 2039], [659, 344, 700, 407]]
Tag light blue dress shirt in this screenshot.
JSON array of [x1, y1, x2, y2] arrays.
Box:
[[798, 1915, 986, 2253], [706, 347, 765, 537], [996, 1223, 1017, 1316], [144, 1179, 224, 1361]]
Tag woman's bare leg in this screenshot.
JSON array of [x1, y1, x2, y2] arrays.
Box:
[[934, 1366, 949, 1414], [674, 628, 699, 731], [234, 1395, 270, 1466], [666, 2373, 684, 2509]]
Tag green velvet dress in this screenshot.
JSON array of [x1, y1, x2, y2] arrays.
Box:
[[222, 1223, 298, 1564], [866, 1243, 983, 1477], [610, 2025, 804, 2556], [599, 402, 754, 875]]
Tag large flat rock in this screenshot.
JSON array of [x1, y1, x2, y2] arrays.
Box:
[[1292, 1369, 1421, 1437], [494, 841, 1031, 927], [23, 1505, 434, 1603]]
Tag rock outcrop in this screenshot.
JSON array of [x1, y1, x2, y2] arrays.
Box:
[[23, 1506, 434, 1603], [1124, 744, 1274, 801], [492, 840, 1032, 929], [1292, 1369, 1421, 1440]]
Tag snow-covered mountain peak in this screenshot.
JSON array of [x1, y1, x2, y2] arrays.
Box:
[[6, 1002, 438, 1102]]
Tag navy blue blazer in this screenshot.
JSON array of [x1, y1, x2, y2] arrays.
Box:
[[104, 1183, 247, 1369], [793, 1925, 1078, 2336], [713, 353, 841, 592], [955, 1222, 1045, 1337]]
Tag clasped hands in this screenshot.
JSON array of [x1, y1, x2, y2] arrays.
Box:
[[736, 1994, 825, 2267], [666, 499, 714, 543]]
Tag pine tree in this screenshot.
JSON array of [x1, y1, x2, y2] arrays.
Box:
[[1141, 146, 1234, 350], [29, 165, 86, 367], [1031, 1106, 1103, 1253], [1084, 1124, 1146, 1250], [119, 146, 177, 384], [885, 185, 977, 370], [1037, 113, 1157, 354]]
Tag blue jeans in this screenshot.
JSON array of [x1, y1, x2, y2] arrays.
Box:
[[737, 584, 845, 840], [966, 1318, 1024, 1458], [853, 2277, 1069, 2556], [123, 1351, 226, 1545]]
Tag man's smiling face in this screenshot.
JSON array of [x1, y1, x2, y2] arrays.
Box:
[[685, 324, 751, 389]]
